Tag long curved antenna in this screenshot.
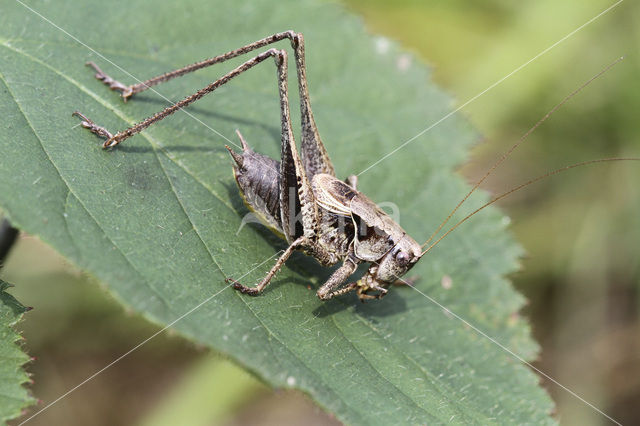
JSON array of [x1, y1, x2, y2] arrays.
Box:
[[421, 56, 624, 249], [421, 158, 640, 256]]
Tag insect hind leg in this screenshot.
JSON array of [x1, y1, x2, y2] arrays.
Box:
[[85, 31, 301, 101], [75, 48, 289, 148], [288, 33, 335, 179]]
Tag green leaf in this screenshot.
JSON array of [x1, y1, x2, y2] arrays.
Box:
[[0, 0, 554, 423], [0, 280, 35, 424]]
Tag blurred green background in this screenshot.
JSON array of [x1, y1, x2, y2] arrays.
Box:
[[3, 0, 639, 424]]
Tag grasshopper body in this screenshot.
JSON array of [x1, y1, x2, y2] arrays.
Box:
[[75, 31, 421, 301], [73, 32, 634, 302], [227, 135, 421, 300]]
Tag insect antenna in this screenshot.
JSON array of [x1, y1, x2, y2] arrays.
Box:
[[421, 157, 640, 256], [420, 56, 625, 252]]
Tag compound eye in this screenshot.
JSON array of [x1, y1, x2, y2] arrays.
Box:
[[395, 251, 410, 266]]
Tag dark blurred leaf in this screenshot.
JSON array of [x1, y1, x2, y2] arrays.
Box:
[[0, 280, 35, 424], [0, 0, 553, 423], [0, 219, 20, 265]]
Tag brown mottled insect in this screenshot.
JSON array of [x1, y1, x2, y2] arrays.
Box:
[[74, 31, 637, 301]]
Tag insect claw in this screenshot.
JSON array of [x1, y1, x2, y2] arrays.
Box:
[[225, 277, 239, 285], [73, 111, 115, 145], [356, 284, 388, 302], [102, 137, 121, 149], [376, 288, 388, 299], [85, 61, 134, 101], [226, 277, 260, 296], [358, 292, 379, 302], [72, 110, 92, 123]]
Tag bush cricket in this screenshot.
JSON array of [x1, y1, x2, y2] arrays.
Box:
[[73, 31, 638, 301]]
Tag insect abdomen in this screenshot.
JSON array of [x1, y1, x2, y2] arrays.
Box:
[[226, 143, 283, 236]]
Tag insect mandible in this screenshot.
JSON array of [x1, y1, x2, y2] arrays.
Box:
[[73, 31, 638, 301]]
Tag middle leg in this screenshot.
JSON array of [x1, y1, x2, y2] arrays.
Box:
[[316, 258, 360, 300], [228, 237, 307, 296]]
